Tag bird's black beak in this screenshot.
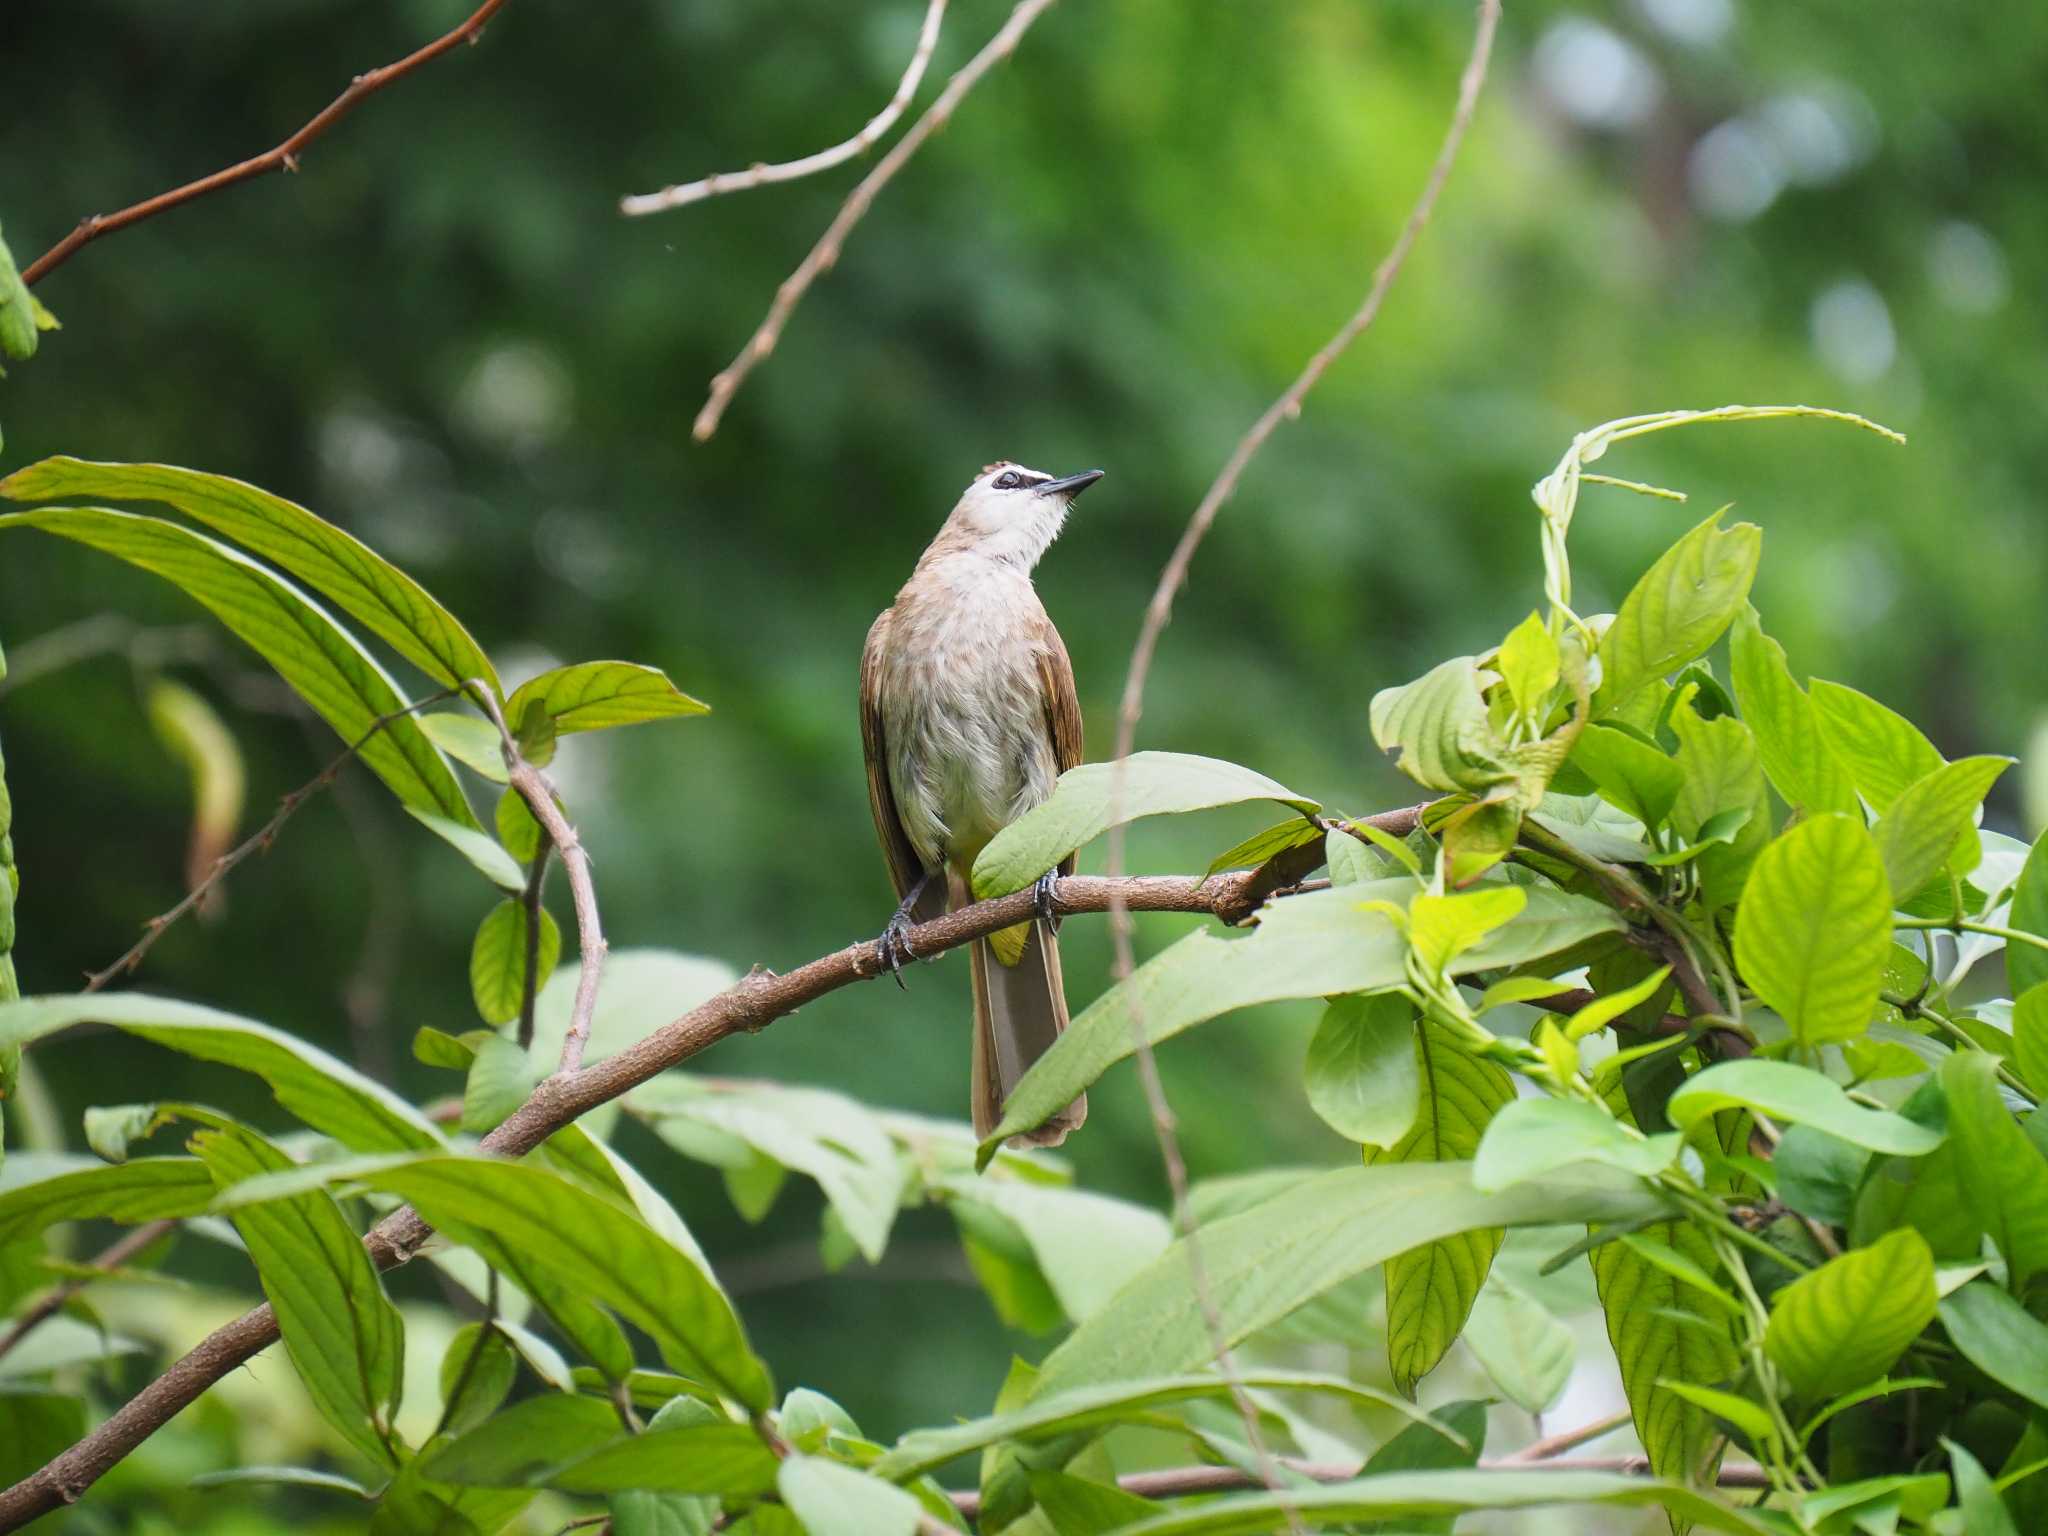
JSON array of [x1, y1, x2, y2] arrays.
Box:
[[1040, 469, 1105, 499]]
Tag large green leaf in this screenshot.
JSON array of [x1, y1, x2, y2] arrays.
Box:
[[1088, 1468, 1772, 1536], [2011, 832, 2048, 998], [1303, 992, 1419, 1147], [1810, 680, 1946, 814], [981, 881, 1620, 1156], [1939, 1280, 2048, 1412], [193, 1115, 405, 1469], [971, 752, 1318, 898], [1597, 510, 1761, 711], [1592, 1220, 1742, 1488], [1668, 1061, 1940, 1155], [1728, 607, 1856, 817], [1941, 1050, 2048, 1288], [1763, 1228, 1936, 1400], [1473, 1098, 1681, 1192], [874, 1371, 1449, 1483], [935, 1177, 1170, 1322], [0, 993, 444, 1153], [505, 660, 707, 734], [1364, 1021, 1515, 1395], [0, 506, 475, 825], [1571, 723, 1684, 829], [1874, 756, 2010, 900], [0, 457, 501, 696], [1030, 1161, 1670, 1399], [1732, 814, 1891, 1048], [0, 1157, 215, 1245]]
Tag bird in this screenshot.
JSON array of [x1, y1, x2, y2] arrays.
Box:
[[859, 460, 1103, 1147]]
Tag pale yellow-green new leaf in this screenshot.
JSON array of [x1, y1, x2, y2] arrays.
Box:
[[1598, 510, 1760, 711], [1734, 814, 1891, 1048], [1873, 756, 2011, 902], [1728, 607, 1856, 817], [1496, 611, 1561, 723], [504, 660, 708, 735]]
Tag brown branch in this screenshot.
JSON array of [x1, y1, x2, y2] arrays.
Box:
[[0, 1220, 177, 1367], [620, 0, 951, 216], [0, 861, 1338, 1530], [944, 1453, 1771, 1518], [515, 846, 552, 1052], [691, 0, 1060, 440], [20, 0, 510, 288], [81, 689, 458, 994]]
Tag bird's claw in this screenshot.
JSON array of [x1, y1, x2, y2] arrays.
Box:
[[1033, 871, 1063, 932], [876, 911, 919, 987]]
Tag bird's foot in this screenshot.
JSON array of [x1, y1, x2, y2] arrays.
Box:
[[875, 910, 919, 988], [1032, 870, 1063, 932]]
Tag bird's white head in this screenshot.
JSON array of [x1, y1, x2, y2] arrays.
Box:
[[938, 460, 1105, 568]]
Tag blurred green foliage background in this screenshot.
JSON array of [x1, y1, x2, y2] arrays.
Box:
[[2, 0, 2044, 1525]]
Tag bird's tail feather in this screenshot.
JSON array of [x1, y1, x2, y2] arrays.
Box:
[[969, 918, 1085, 1147]]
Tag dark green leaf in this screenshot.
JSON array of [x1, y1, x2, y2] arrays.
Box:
[[0, 1157, 214, 1245], [469, 898, 560, 1026], [496, 787, 544, 863], [1204, 816, 1322, 877], [438, 1323, 519, 1438], [1772, 1125, 1868, 1226], [1940, 1281, 2048, 1412]]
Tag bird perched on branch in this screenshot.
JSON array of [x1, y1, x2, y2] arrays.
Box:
[[860, 460, 1103, 1147]]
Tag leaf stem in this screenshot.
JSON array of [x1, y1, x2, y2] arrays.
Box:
[[1896, 916, 2048, 955]]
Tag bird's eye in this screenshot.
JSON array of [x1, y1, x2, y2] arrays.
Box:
[[993, 470, 1022, 490]]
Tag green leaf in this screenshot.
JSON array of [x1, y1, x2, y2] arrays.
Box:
[[1940, 1280, 2048, 1412], [971, 752, 1318, 898], [1562, 965, 1673, 1041], [1772, 1125, 1869, 1226], [1497, 611, 1561, 722], [1204, 817, 1321, 877], [416, 1393, 620, 1485], [1405, 886, 1526, 977], [1083, 1468, 1773, 1536], [1810, 679, 1945, 814], [1669, 1060, 1940, 1155], [610, 1490, 716, 1536], [531, 948, 737, 1073], [0, 1391, 86, 1489], [2015, 984, 2048, 1099], [1464, 1281, 1574, 1414], [496, 786, 544, 863], [1948, 1438, 2020, 1536], [1028, 1471, 1162, 1532], [1763, 1228, 1937, 1400], [1473, 1099, 1681, 1192], [981, 882, 1619, 1157], [0, 458, 500, 695], [420, 712, 508, 783], [1593, 1220, 1743, 1487], [1732, 814, 1892, 1048], [372, 1441, 535, 1535], [1874, 756, 2011, 900], [409, 808, 525, 892], [1668, 701, 1769, 910], [1303, 993, 1419, 1147], [544, 1425, 777, 1496], [2010, 831, 2048, 999], [936, 1177, 1168, 1322], [875, 1370, 1453, 1483], [464, 1036, 540, 1134], [0, 506, 475, 826], [1361, 1023, 1515, 1394], [193, 1115, 404, 1469], [505, 660, 708, 735], [0, 994, 444, 1152], [438, 1323, 519, 1438], [1571, 723, 1684, 829], [779, 1455, 923, 1536], [1370, 656, 1524, 798], [1652, 1381, 1776, 1452], [1030, 1160, 1669, 1400], [0, 1157, 215, 1245], [469, 898, 561, 1026], [1598, 510, 1761, 711], [1727, 607, 1856, 817], [1941, 1049, 2048, 1288]]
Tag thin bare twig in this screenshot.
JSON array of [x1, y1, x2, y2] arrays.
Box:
[[691, 0, 1059, 440], [1096, 5, 1501, 1527], [1500, 1407, 1635, 1463], [22, 2, 509, 288], [621, 0, 950, 216], [0, 845, 1420, 1530], [81, 689, 458, 994], [0, 1220, 178, 1367], [469, 687, 606, 1075]]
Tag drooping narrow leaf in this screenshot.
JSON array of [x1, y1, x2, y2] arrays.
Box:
[[1031, 1161, 1669, 1399], [972, 752, 1319, 898], [1592, 1220, 1742, 1488], [0, 1157, 215, 1245], [1941, 1050, 2048, 1288], [1597, 510, 1761, 712], [0, 994, 443, 1152], [505, 660, 707, 734], [1763, 1228, 1937, 1400], [1728, 607, 1856, 817], [1364, 1023, 1515, 1395], [0, 506, 476, 825], [193, 1115, 405, 1469], [1733, 814, 1891, 1048], [0, 457, 501, 696]]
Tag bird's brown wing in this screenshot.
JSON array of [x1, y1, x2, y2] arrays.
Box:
[[1037, 623, 1085, 880], [861, 608, 933, 907]]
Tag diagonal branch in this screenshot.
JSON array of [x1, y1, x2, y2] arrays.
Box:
[[620, 0, 951, 217], [0, 824, 1454, 1531], [20, 0, 510, 288], [690, 0, 1060, 441]]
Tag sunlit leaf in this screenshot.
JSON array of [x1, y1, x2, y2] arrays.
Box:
[[1874, 756, 2011, 901], [1941, 1050, 2048, 1288], [505, 660, 707, 735], [1733, 814, 1891, 1048], [1571, 723, 1683, 830], [1763, 1228, 1936, 1400], [1669, 1060, 1939, 1155], [1598, 510, 1761, 711], [1473, 1098, 1681, 1192], [1727, 607, 1857, 817]]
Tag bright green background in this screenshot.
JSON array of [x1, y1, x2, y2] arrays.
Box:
[[2, 0, 2044, 1526]]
